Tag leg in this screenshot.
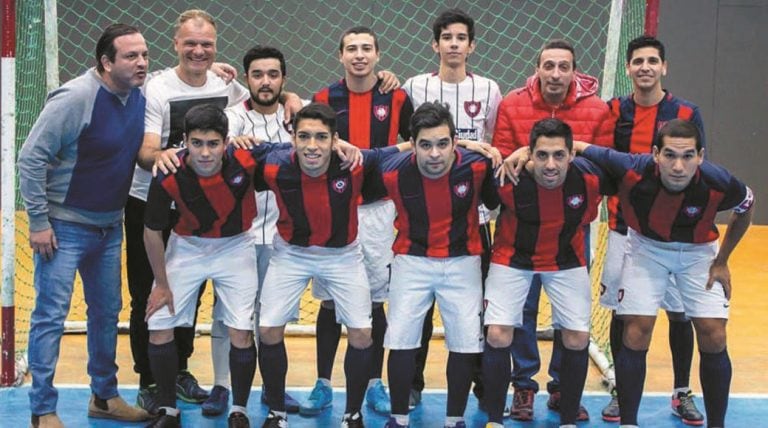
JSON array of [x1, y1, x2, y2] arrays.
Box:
[[366, 302, 391, 414], [510, 275, 543, 393], [388, 349, 418, 425], [693, 317, 730, 428], [148, 329, 178, 410], [258, 326, 288, 413], [315, 299, 341, 380], [412, 300, 435, 395], [228, 327, 257, 411], [558, 329, 590, 425], [616, 314, 657, 426], [483, 325, 513, 424], [344, 328, 374, 416]]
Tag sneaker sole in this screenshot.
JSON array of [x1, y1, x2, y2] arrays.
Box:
[[87, 410, 150, 422], [176, 393, 208, 404], [672, 412, 705, 426], [299, 403, 332, 416], [201, 406, 226, 417], [602, 414, 621, 423], [510, 411, 533, 421]]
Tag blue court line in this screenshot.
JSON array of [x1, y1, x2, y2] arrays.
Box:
[[0, 386, 763, 427]]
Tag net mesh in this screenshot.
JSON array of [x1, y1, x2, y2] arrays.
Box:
[[7, 0, 646, 375]]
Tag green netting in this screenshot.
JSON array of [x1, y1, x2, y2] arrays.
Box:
[[10, 0, 646, 379]]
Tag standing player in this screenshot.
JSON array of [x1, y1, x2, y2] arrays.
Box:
[[377, 102, 500, 428], [599, 35, 706, 424], [491, 38, 614, 421], [307, 26, 413, 416], [574, 119, 754, 428], [127, 9, 247, 415], [18, 23, 151, 426], [142, 104, 290, 428], [257, 103, 401, 428], [482, 118, 613, 428], [402, 8, 502, 409]]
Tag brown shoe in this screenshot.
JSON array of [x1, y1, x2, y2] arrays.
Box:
[[30, 413, 64, 428], [88, 394, 151, 421]]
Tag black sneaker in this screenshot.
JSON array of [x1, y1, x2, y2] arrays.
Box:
[[176, 371, 209, 403], [261, 384, 300, 413], [228, 411, 251, 428], [202, 385, 230, 416], [671, 390, 705, 426], [145, 409, 180, 428], [341, 411, 364, 428], [261, 411, 288, 428], [137, 385, 161, 415]]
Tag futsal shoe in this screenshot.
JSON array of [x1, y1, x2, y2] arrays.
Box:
[[384, 416, 408, 427], [144, 408, 180, 428], [29, 413, 64, 428], [137, 384, 161, 415], [365, 379, 391, 414], [261, 411, 288, 428], [228, 411, 251, 428], [671, 390, 705, 426], [509, 388, 535, 421], [546, 391, 590, 421], [202, 385, 230, 416], [261, 384, 300, 413], [341, 411, 365, 428], [299, 379, 333, 415], [176, 370, 209, 403], [88, 394, 151, 421], [601, 390, 620, 422]]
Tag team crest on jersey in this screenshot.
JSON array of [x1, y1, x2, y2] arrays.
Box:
[[464, 101, 481, 118], [332, 177, 349, 193], [453, 181, 470, 198], [229, 173, 245, 186], [567, 194, 585, 209], [374, 105, 389, 121], [683, 206, 702, 217]]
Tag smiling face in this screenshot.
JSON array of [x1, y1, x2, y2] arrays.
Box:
[[413, 124, 456, 179], [339, 32, 379, 79], [432, 22, 475, 69], [653, 136, 704, 192], [174, 17, 216, 77], [626, 46, 667, 93], [536, 48, 575, 106], [185, 129, 225, 177], [293, 118, 336, 177], [530, 135, 574, 189]]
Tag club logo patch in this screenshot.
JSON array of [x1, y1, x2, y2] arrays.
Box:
[[683, 206, 702, 217], [332, 177, 348, 193], [464, 101, 481, 118], [374, 105, 389, 121], [567, 194, 585, 209], [229, 173, 244, 185], [453, 181, 470, 198]]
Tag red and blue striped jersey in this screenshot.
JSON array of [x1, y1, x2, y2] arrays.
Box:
[[144, 144, 290, 237], [366, 148, 499, 257], [492, 158, 611, 271], [313, 79, 413, 149], [582, 145, 753, 243], [607, 91, 705, 233], [256, 146, 399, 248]]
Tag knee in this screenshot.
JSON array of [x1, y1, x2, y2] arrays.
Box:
[[259, 326, 285, 345], [347, 328, 372, 349], [149, 329, 174, 345], [693, 319, 727, 353], [229, 328, 254, 348], [486, 325, 514, 348], [561, 329, 589, 350], [623, 316, 656, 350]]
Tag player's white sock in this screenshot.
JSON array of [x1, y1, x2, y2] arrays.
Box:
[[318, 377, 332, 387], [229, 405, 247, 416], [444, 416, 464, 427], [392, 414, 408, 425]]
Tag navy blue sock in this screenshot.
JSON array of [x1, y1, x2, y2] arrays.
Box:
[[669, 319, 694, 389], [370, 305, 387, 379], [388, 349, 418, 415], [258, 341, 287, 412], [609, 314, 624, 367], [615, 345, 648, 425], [700, 348, 731, 427], [148, 340, 178, 408], [316, 305, 341, 380], [344, 344, 373, 414], [559, 346, 589, 424], [482, 342, 511, 423], [230, 343, 257, 407], [446, 352, 477, 417]]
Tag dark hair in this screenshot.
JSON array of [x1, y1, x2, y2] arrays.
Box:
[[242, 45, 286, 76], [626, 35, 665, 63], [338, 26, 379, 53], [410, 101, 455, 140], [537, 38, 577, 69], [529, 118, 573, 151], [95, 23, 141, 72], [654, 119, 702, 151], [184, 104, 228, 139], [293, 103, 337, 135], [432, 8, 475, 43]]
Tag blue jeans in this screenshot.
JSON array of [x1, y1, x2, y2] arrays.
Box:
[[28, 218, 123, 415]]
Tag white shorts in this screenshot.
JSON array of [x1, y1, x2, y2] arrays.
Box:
[[260, 236, 372, 329], [616, 229, 728, 319], [484, 263, 592, 332], [600, 230, 684, 312], [313, 199, 395, 302], [148, 231, 258, 331], [384, 254, 484, 353]]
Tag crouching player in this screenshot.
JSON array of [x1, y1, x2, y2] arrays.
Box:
[[483, 118, 613, 428], [142, 104, 294, 428], [375, 102, 501, 428]]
